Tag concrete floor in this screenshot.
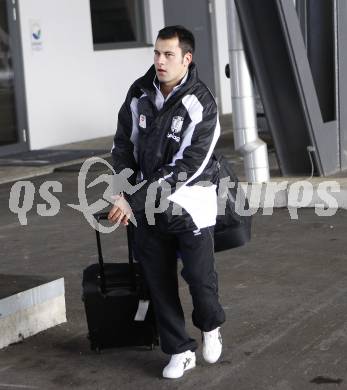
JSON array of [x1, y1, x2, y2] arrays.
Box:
[[0, 135, 347, 389]]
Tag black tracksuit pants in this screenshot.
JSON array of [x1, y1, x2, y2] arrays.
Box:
[[133, 215, 226, 355]]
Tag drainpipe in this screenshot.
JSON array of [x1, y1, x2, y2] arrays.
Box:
[[226, 0, 270, 183]]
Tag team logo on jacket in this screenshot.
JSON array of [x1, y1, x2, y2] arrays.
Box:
[[139, 114, 146, 129], [167, 133, 180, 143], [171, 116, 184, 133]]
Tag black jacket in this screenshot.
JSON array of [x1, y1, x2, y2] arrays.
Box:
[[112, 63, 221, 232]]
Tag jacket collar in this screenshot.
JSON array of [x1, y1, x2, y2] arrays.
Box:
[[136, 62, 199, 99]]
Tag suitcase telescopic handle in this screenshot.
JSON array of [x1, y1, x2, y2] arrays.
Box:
[[93, 212, 136, 294]]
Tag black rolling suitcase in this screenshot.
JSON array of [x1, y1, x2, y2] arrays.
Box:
[[82, 212, 159, 352]]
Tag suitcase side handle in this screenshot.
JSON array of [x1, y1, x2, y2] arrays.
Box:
[[93, 212, 136, 294]]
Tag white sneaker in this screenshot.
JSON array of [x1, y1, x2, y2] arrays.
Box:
[[162, 350, 196, 379], [202, 327, 222, 363]]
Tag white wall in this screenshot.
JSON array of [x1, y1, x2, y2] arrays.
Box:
[[17, 0, 231, 149], [18, 0, 165, 150], [214, 0, 232, 115]]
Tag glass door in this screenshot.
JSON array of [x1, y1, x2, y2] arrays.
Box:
[[0, 0, 28, 155]]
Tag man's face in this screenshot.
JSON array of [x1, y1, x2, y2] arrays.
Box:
[[154, 37, 192, 88]]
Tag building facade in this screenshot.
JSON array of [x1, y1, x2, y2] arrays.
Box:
[[0, 0, 232, 154]]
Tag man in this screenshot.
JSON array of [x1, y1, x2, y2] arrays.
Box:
[[108, 25, 225, 379]]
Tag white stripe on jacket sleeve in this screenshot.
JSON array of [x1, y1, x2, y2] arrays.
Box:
[[130, 97, 140, 162]]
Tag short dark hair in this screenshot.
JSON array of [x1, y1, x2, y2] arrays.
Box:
[[157, 25, 195, 55]]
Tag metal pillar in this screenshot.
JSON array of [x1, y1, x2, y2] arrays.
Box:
[[226, 0, 270, 183]]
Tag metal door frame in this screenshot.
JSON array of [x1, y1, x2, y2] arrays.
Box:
[[277, 0, 339, 175], [235, 0, 340, 176], [0, 0, 29, 156]]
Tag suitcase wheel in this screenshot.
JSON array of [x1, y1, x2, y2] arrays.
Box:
[[88, 335, 101, 353], [90, 342, 101, 354]]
